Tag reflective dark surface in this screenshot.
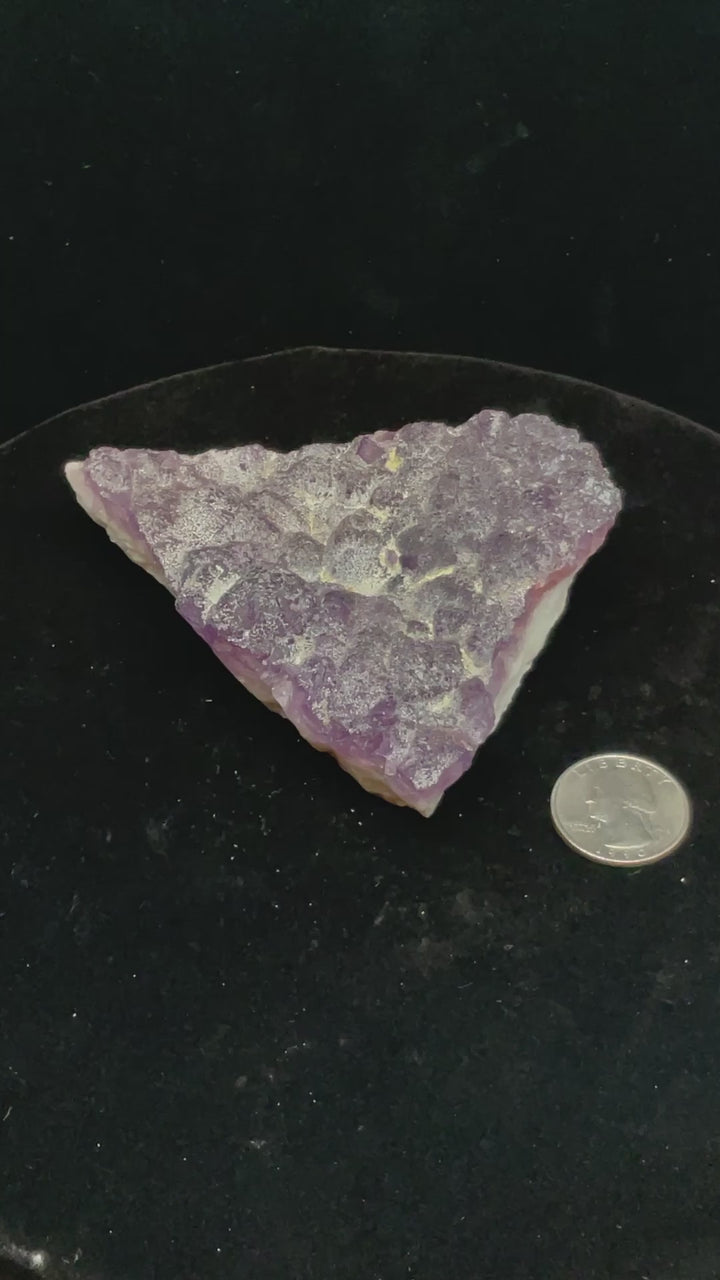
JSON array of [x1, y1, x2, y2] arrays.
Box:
[[2, 348, 720, 1279]]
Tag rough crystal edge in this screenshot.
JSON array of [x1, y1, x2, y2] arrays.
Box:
[[64, 424, 621, 817]]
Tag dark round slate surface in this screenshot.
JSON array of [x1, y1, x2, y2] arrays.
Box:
[[2, 347, 719, 1280]]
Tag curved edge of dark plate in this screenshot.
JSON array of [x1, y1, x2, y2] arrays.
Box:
[[1, 346, 716, 457]]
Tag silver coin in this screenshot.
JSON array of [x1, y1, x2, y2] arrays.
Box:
[[550, 753, 692, 866]]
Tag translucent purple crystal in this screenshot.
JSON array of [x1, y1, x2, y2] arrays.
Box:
[[65, 410, 622, 815]]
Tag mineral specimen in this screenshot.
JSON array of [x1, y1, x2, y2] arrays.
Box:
[[65, 410, 622, 815]]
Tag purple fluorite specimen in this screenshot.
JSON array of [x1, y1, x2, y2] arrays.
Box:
[[65, 410, 621, 815]]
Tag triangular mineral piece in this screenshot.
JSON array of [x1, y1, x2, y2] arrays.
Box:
[[65, 411, 621, 815]]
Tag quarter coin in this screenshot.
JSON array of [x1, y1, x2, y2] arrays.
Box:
[[550, 753, 692, 866]]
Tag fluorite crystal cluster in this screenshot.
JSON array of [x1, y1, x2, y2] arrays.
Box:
[[65, 409, 621, 814]]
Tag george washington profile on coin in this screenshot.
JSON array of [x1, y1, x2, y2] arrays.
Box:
[[574, 774, 668, 853], [551, 754, 691, 865]]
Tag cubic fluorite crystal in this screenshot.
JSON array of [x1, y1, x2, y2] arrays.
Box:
[[65, 410, 622, 815]]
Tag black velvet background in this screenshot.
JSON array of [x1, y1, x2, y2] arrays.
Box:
[[4, 0, 720, 440], [2, 348, 719, 1279]]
